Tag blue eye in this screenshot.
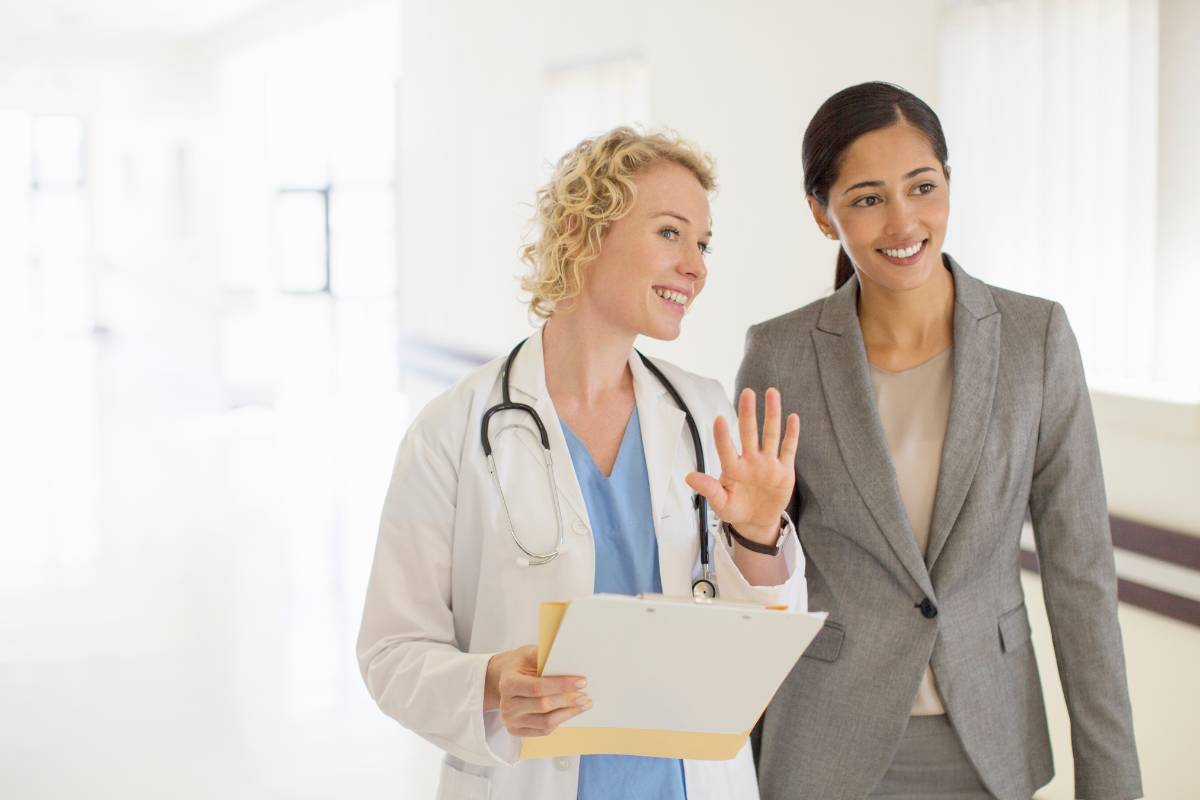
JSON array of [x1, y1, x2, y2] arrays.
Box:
[[659, 227, 680, 240], [698, 241, 712, 255]]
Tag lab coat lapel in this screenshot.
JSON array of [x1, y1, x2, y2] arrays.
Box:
[[629, 352, 690, 596], [504, 329, 591, 532]]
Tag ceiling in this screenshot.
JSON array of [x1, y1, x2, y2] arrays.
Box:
[[0, 0, 274, 41]]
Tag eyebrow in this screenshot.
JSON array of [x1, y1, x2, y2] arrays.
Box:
[[653, 211, 713, 238], [841, 166, 938, 196]]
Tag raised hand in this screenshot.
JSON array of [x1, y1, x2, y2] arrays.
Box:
[[684, 388, 799, 546]]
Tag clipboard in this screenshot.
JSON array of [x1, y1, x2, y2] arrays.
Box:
[[519, 593, 826, 760]]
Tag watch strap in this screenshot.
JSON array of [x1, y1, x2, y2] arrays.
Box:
[[721, 518, 787, 556]]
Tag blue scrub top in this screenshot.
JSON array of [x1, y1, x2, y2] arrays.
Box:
[[560, 407, 688, 800]]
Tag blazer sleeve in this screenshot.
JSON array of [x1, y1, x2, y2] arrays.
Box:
[[1028, 302, 1142, 799], [356, 420, 518, 768]]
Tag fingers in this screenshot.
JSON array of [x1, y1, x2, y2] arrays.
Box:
[[779, 412, 800, 464], [501, 687, 592, 737], [686, 471, 729, 513], [737, 388, 759, 456], [501, 670, 585, 699], [712, 414, 739, 472], [502, 689, 591, 719], [761, 387, 782, 456], [509, 699, 592, 737], [495, 645, 593, 736]]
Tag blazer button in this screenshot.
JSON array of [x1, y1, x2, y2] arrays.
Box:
[[554, 756, 571, 771], [918, 598, 938, 619]]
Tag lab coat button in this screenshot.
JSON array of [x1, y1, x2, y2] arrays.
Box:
[[573, 520, 588, 536], [554, 757, 571, 771]]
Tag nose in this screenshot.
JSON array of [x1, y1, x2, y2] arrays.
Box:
[[678, 242, 708, 283], [883, 196, 919, 239]]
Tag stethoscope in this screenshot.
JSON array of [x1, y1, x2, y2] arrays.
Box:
[[481, 338, 719, 599]]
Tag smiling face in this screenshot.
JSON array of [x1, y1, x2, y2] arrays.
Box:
[[577, 159, 712, 341], [809, 121, 950, 293]]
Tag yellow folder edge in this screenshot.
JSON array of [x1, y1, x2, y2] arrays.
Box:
[[519, 600, 783, 761]]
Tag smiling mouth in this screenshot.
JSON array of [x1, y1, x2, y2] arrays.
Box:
[[877, 239, 928, 265], [653, 287, 690, 309]]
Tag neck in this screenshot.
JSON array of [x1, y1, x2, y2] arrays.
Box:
[[857, 259, 955, 351], [542, 304, 635, 405]]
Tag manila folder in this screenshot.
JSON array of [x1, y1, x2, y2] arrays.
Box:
[[519, 594, 825, 760]]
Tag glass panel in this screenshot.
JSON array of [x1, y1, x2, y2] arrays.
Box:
[[32, 115, 86, 188], [329, 188, 395, 297], [275, 191, 327, 293], [541, 56, 650, 165]]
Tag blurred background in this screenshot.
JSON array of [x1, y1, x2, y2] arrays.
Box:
[[0, 0, 1196, 797]]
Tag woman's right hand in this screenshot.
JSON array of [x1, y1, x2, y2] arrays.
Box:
[[484, 645, 591, 737]]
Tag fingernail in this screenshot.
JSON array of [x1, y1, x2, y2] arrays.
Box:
[[576, 694, 591, 706], [575, 679, 587, 689], [578, 698, 593, 709]]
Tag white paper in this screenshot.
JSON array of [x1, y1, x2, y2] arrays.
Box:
[[541, 593, 827, 734]]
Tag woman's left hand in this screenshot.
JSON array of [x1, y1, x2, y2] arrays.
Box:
[[685, 387, 799, 546]]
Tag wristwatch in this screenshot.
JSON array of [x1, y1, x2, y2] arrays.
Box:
[[721, 517, 788, 556]]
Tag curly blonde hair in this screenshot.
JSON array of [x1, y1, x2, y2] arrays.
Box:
[[520, 126, 716, 319]]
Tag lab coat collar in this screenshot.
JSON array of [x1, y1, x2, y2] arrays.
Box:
[[503, 328, 688, 566]]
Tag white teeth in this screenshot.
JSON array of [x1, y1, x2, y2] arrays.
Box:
[[655, 288, 688, 305], [882, 241, 924, 259]]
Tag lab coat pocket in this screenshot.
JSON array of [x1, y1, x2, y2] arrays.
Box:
[[436, 757, 492, 800]]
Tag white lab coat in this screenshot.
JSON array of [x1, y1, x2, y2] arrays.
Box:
[[357, 328, 807, 800]]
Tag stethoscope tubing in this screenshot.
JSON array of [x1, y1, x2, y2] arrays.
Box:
[[482, 338, 715, 592]]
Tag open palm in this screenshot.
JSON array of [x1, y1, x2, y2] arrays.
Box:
[[685, 388, 800, 545]]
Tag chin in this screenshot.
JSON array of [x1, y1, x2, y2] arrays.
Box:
[[638, 320, 683, 342], [871, 260, 937, 293]]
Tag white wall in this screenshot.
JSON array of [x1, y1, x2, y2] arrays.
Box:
[[1093, 0, 1200, 539], [396, 0, 944, 380], [1154, 0, 1200, 394]]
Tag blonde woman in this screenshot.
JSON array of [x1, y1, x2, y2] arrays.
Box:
[[357, 127, 806, 800]]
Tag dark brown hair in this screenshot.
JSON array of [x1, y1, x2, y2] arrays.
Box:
[[802, 82, 949, 289]]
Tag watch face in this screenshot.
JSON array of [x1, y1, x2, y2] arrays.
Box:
[[692, 578, 717, 600]]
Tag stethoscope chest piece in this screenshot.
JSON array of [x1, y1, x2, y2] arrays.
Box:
[[691, 575, 717, 600]]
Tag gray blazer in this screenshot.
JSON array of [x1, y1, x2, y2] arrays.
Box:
[[740, 257, 1141, 800]]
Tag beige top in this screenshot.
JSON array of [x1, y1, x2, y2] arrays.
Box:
[[869, 347, 953, 716]]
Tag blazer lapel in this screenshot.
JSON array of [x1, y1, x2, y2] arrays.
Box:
[[813, 279, 933, 596], [925, 257, 1001, 568]]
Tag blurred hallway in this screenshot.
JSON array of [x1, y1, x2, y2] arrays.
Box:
[[0, 264, 447, 797]]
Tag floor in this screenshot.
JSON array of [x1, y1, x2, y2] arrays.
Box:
[[0, 256, 452, 798]]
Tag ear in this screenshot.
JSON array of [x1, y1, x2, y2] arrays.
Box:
[[807, 195, 838, 241], [943, 164, 952, 183]]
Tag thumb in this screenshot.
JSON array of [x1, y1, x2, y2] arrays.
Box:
[[516, 644, 540, 673], [686, 471, 728, 513]]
